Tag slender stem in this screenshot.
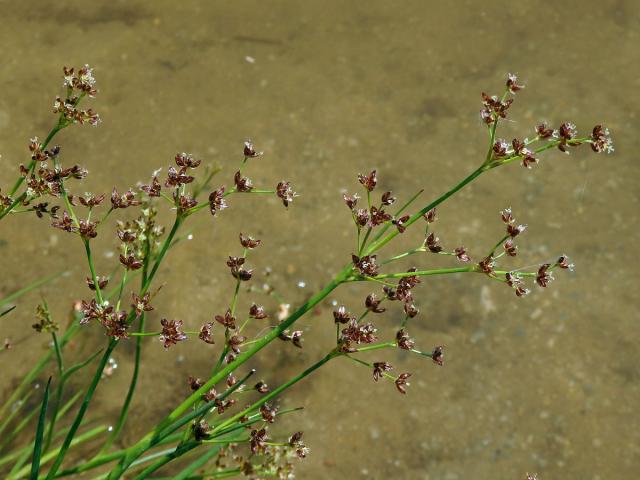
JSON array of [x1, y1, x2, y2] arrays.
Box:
[[210, 351, 338, 435], [370, 189, 424, 245], [44, 333, 65, 453], [99, 313, 144, 453], [84, 240, 104, 304], [12, 426, 107, 480], [107, 269, 349, 479], [99, 232, 151, 454], [0, 323, 78, 426], [52, 433, 183, 478], [7, 121, 63, 198], [131, 441, 200, 480], [364, 165, 487, 255], [44, 340, 117, 479], [358, 227, 372, 255], [353, 341, 396, 353], [142, 216, 183, 295]]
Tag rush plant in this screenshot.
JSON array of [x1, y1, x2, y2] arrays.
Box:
[[0, 67, 612, 479]]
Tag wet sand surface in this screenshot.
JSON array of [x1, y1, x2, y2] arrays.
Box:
[[0, 1, 638, 478]]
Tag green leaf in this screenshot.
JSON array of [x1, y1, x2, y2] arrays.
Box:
[[30, 377, 52, 479]]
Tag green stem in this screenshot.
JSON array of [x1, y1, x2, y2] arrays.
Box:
[[7, 122, 63, 198], [364, 165, 487, 255], [83, 240, 103, 304], [131, 441, 200, 480], [0, 323, 78, 426], [52, 433, 183, 478], [210, 351, 337, 435], [107, 270, 349, 479], [44, 340, 117, 479], [11, 425, 107, 480], [99, 312, 144, 453], [142, 216, 183, 295], [43, 333, 64, 453]]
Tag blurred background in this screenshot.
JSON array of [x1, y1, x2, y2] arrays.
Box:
[[0, 1, 638, 478]]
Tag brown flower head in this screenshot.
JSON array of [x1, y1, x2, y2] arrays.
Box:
[[365, 293, 385, 313], [102, 310, 129, 340], [291, 330, 303, 348], [492, 138, 510, 158], [198, 322, 215, 344], [260, 402, 278, 423], [131, 292, 153, 317], [234, 171, 253, 192], [333, 305, 354, 324], [63, 64, 98, 97], [288, 431, 309, 458], [381, 191, 396, 206], [396, 329, 415, 350], [208, 186, 227, 216], [355, 208, 370, 227], [506, 272, 530, 297], [425, 232, 442, 253], [480, 92, 513, 124], [503, 238, 518, 257], [202, 387, 217, 402], [215, 309, 236, 330], [590, 125, 614, 154], [431, 345, 445, 366], [340, 319, 377, 346], [119, 253, 143, 270], [188, 376, 204, 391], [79, 299, 112, 324], [51, 211, 77, 233], [454, 246, 471, 262], [228, 334, 247, 354], [535, 122, 555, 139], [358, 170, 377, 192], [78, 193, 105, 208], [38, 204, 59, 219], [403, 302, 419, 318], [392, 214, 410, 233], [478, 256, 495, 275], [352, 254, 379, 277], [111, 188, 140, 209], [78, 219, 98, 239], [535, 263, 554, 287], [249, 303, 268, 319], [255, 381, 270, 394], [227, 256, 253, 281], [86, 276, 109, 291], [556, 122, 579, 153], [343, 193, 359, 210], [243, 140, 263, 158], [175, 152, 202, 169], [250, 427, 269, 454], [556, 255, 574, 271], [159, 319, 187, 349], [370, 206, 392, 226], [394, 372, 412, 394], [423, 207, 437, 223], [506, 73, 524, 94], [276, 181, 296, 207], [239, 233, 261, 249], [192, 420, 210, 441], [373, 361, 393, 382], [174, 193, 198, 213], [140, 176, 161, 197], [165, 166, 194, 188]]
